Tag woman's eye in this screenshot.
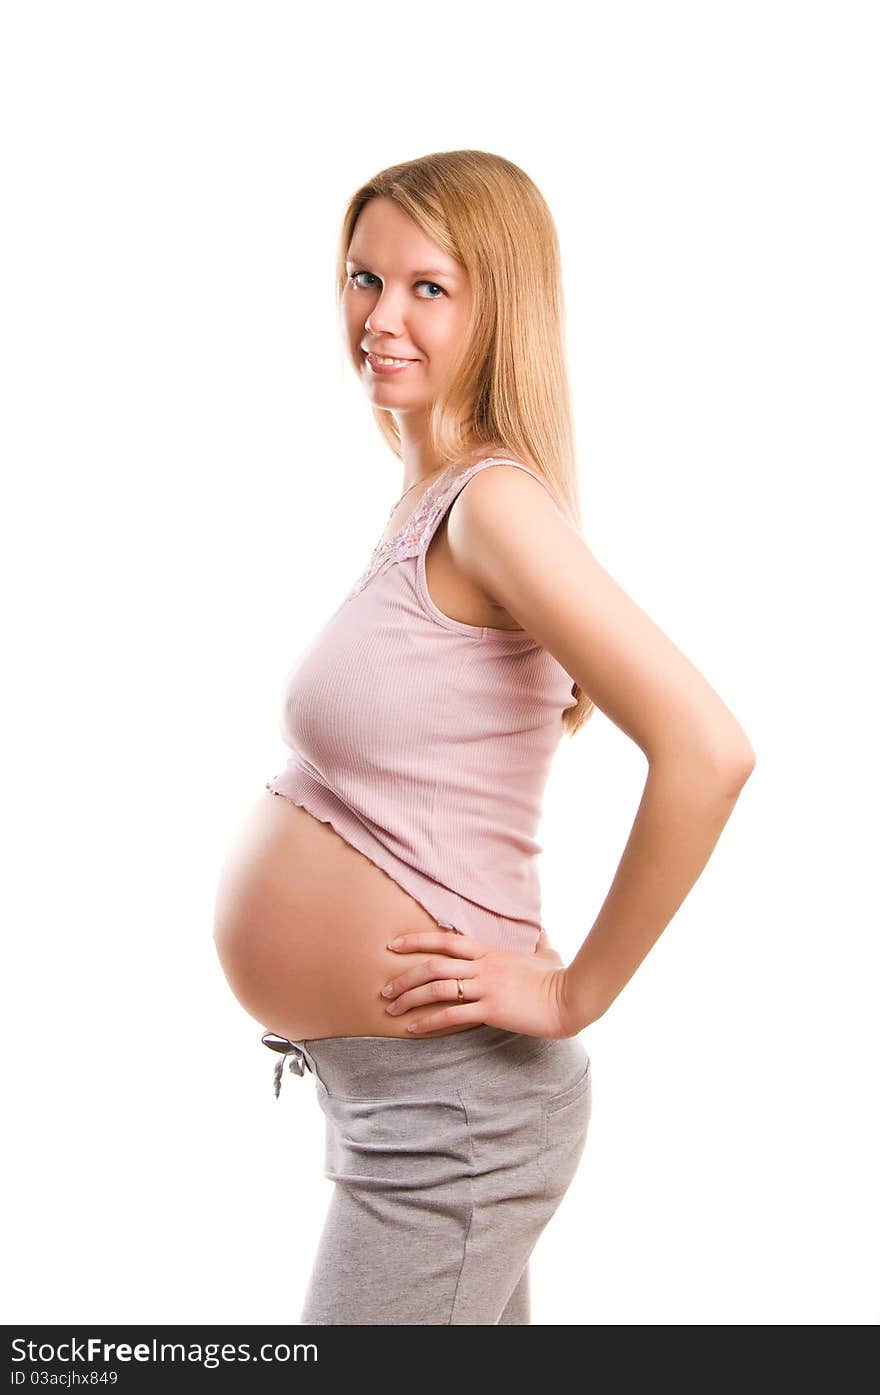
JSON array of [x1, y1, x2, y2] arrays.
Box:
[[348, 272, 445, 299]]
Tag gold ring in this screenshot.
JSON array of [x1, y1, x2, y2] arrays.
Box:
[[456, 978, 465, 1001]]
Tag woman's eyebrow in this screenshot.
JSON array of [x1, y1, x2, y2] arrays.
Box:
[[346, 258, 458, 282], [412, 267, 456, 280]]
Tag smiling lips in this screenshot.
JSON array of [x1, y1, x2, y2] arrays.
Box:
[[363, 350, 419, 374]]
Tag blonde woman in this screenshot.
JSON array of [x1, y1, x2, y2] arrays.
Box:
[[213, 150, 755, 1325]]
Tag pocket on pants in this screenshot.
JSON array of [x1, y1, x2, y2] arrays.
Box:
[[541, 1059, 592, 1203], [316, 1081, 475, 1191]]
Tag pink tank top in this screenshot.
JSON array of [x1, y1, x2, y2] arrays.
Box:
[[265, 455, 577, 954]]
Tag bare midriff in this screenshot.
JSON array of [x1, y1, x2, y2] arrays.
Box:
[[212, 789, 482, 1042]]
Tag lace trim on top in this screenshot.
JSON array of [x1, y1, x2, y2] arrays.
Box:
[[346, 457, 513, 602]]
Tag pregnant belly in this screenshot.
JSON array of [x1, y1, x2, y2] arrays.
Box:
[[212, 789, 480, 1042]]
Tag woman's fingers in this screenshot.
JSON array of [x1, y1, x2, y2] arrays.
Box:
[[386, 976, 481, 1018], [386, 929, 481, 958], [380, 956, 476, 1001], [380, 931, 484, 1015], [404, 1004, 485, 1034]]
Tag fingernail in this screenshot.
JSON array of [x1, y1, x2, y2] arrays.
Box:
[[388, 937, 404, 948], [381, 984, 393, 996]]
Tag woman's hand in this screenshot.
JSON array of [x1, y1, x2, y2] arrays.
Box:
[[379, 927, 585, 1039]]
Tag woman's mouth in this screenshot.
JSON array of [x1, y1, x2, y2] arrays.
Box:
[[363, 350, 419, 375]]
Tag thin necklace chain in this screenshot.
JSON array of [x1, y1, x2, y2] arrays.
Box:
[[382, 447, 500, 528], [383, 462, 449, 526]]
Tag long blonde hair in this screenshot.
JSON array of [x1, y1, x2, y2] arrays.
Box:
[[336, 149, 594, 737]]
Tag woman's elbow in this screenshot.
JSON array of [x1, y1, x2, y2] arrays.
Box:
[[715, 733, 757, 794], [684, 722, 756, 795]]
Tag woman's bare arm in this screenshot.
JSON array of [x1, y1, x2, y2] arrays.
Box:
[[448, 465, 755, 1024]]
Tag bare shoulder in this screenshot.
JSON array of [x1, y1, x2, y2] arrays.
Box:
[[445, 455, 584, 626], [446, 459, 754, 769], [446, 459, 576, 590]]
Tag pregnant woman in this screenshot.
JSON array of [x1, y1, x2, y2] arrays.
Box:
[[213, 150, 756, 1325]]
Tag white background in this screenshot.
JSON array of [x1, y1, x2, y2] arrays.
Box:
[[2, 0, 877, 1326]]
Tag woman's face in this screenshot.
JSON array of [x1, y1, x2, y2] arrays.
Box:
[[343, 197, 472, 418]]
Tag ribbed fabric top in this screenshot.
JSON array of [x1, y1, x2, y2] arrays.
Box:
[[265, 456, 577, 955]]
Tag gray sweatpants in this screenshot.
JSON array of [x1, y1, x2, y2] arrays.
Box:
[[262, 1023, 593, 1325]]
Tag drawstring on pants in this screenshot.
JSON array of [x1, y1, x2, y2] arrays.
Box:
[[261, 1031, 312, 1098]]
